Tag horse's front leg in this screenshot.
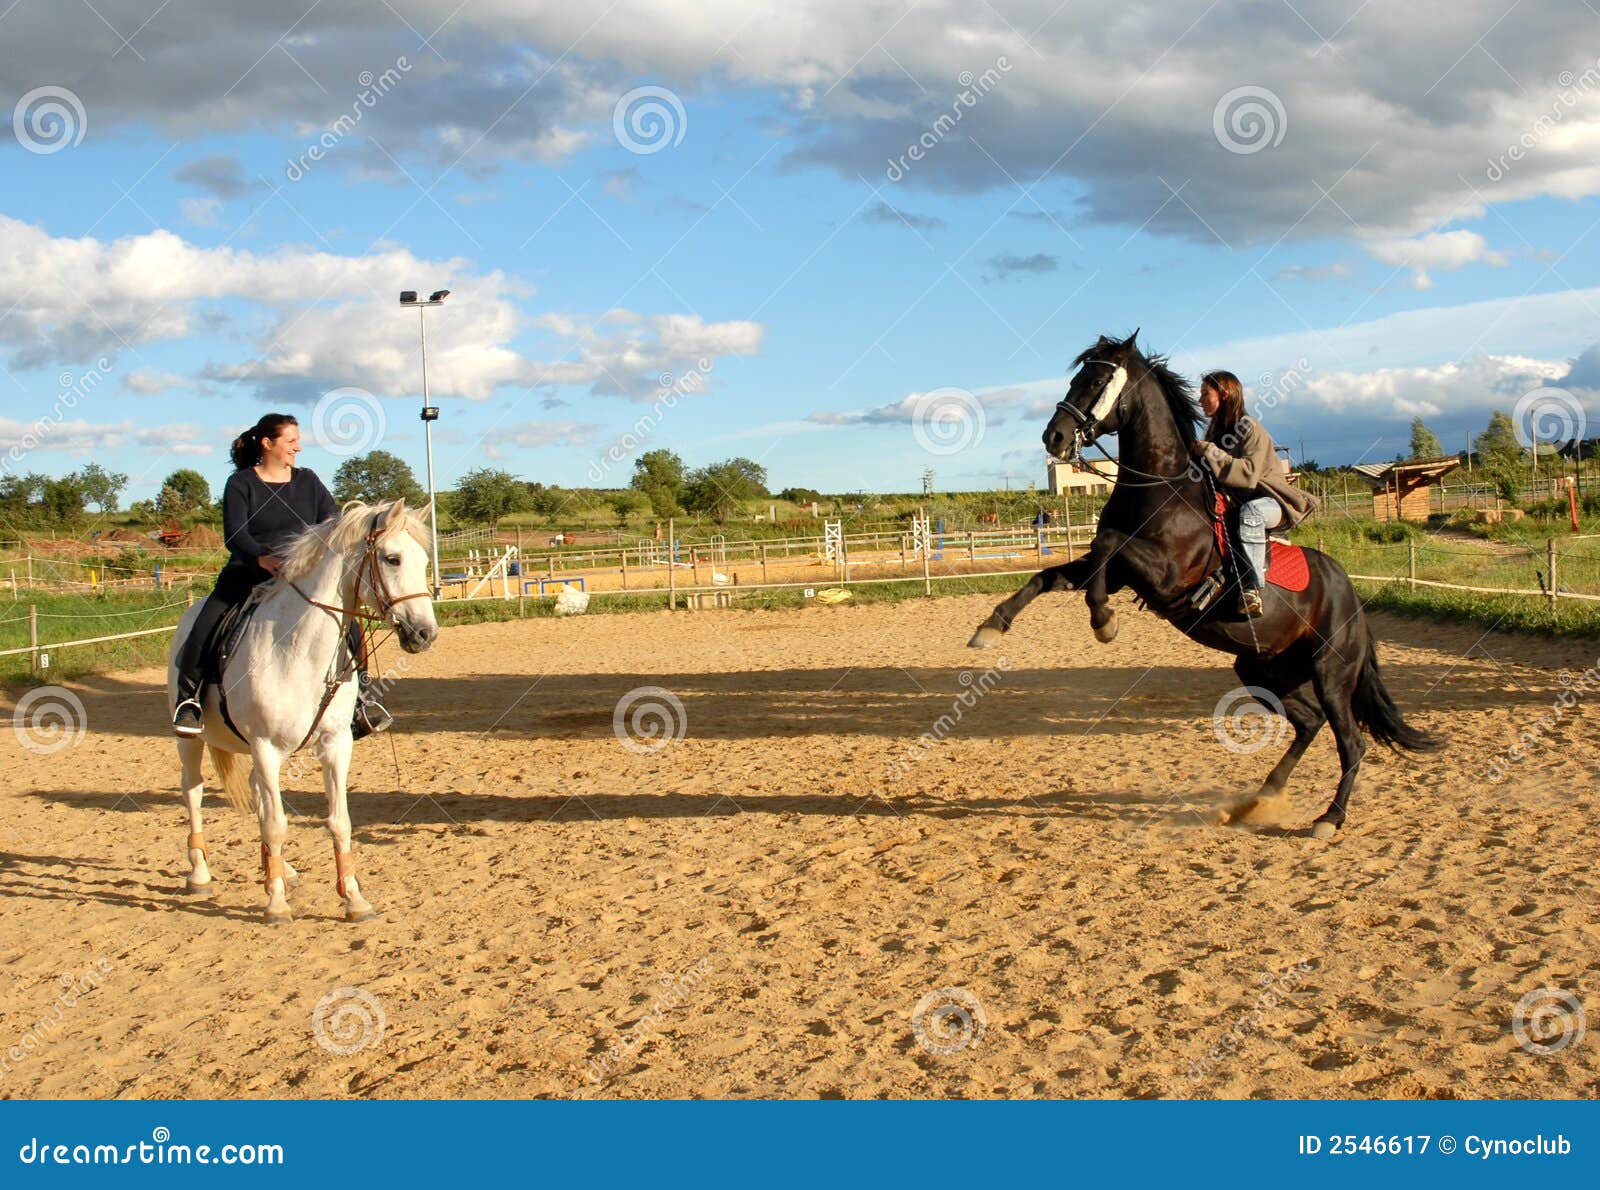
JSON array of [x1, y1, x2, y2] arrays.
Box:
[[177, 736, 213, 894], [1082, 539, 1121, 643], [969, 556, 1093, 648], [319, 727, 375, 922], [251, 740, 293, 924]]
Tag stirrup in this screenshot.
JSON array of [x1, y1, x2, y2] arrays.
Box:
[[1238, 588, 1265, 618], [352, 697, 393, 741], [173, 698, 204, 737]]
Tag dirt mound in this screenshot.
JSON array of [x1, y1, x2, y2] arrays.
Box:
[[176, 524, 224, 548], [102, 528, 152, 544]]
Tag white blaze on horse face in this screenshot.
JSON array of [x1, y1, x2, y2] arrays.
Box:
[[1088, 366, 1127, 426]]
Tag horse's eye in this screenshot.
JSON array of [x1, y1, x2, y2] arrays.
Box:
[[383, 555, 401, 566]]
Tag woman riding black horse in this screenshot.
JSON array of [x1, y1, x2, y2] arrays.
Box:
[[171, 413, 392, 740], [1191, 370, 1317, 617], [969, 331, 1438, 837]]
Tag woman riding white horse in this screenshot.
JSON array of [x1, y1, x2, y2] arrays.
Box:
[[171, 413, 393, 738], [167, 499, 438, 923]]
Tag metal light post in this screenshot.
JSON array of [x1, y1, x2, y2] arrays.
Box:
[[401, 289, 450, 597]]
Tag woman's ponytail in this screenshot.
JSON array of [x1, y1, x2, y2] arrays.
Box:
[[230, 413, 298, 470]]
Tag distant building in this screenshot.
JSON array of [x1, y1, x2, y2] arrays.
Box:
[[1047, 458, 1117, 495], [1350, 456, 1461, 522]]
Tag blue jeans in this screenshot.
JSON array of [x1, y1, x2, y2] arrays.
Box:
[[1238, 496, 1282, 590]]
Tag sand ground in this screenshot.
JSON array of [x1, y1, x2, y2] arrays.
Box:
[[2, 592, 1596, 1099]]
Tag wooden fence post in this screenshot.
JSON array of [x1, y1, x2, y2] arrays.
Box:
[[1408, 537, 1416, 592], [1548, 538, 1558, 610], [28, 603, 38, 672], [517, 527, 526, 617], [667, 518, 676, 611], [620, 548, 628, 590], [760, 544, 768, 585]]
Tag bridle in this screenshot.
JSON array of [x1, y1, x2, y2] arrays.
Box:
[[1051, 356, 1198, 488], [282, 520, 433, 753]]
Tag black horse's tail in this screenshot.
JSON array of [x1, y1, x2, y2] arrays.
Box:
[[1353, 629, 1440, 752]]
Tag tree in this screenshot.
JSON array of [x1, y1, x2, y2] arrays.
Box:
[[73, 462, 128, 512], [159, 468, 212, 513], [630, 449, 685, 518], [41, 476, 86, 525], [333, 450, 425, 505], [609, 490, 643, 526], [453, 468, 528, 524], [682, 458, 768, 523], [779, 486, 822, 505], [1475, 410, 1523, 469], [528, 483, 566, 518], [1408, 418, 1444, 460]]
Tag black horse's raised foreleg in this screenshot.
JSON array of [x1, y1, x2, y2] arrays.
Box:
[[968, 556, 1093, 648]]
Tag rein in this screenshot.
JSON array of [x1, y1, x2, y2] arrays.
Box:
[[281, 523, 431, 754], [1054, 358, 1199, 488]]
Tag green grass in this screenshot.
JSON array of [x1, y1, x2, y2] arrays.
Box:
[[0, 586, 208, 688]]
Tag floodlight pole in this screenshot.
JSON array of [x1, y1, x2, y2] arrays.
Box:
[[419, 304, 441, 598]]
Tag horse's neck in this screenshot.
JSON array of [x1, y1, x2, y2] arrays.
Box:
[[259, 549, 352, 658], [1119, 377, 1194, 482]]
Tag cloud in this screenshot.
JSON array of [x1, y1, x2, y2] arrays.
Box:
[[1365, 230, 1509, 290], [0, 215, 764, 401], [173, 154, 257, 200], [600, 167, 639, 200], [860, 201, 945, 231], [982, 252, 1056, 282], [1552, 342, 1600, 396], [179, 197, 223, 228], [504, 419, 606, 448], [123, 370, 194, 394], [1272, 261, 1354, 284], [0, 418, 213, 457], [808, 384, 1025, 426]]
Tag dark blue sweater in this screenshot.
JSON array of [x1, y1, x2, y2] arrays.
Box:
[[221, 467, 338, 567]]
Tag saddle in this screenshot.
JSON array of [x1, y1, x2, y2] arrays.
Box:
[[1188, 492, 1311, 612]]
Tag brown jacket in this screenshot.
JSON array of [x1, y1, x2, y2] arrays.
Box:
[[1198, 417, 1319, 529]]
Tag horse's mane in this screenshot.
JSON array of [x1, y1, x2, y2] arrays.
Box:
[[279, 501, 430, 582], [1073, 338, 1202, 445]]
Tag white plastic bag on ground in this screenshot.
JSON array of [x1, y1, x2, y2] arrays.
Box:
[[553, 583, 590, 616]]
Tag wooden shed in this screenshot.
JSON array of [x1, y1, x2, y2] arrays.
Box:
[[1350, 457, 1461, 523]]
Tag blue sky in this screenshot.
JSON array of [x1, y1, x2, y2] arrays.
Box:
[[3, 2, 1599, 502]]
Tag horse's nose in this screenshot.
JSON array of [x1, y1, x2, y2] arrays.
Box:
[[1043, 427, 1067, 457]]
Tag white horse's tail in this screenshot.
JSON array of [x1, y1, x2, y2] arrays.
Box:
[[210, 747, 254, 815]]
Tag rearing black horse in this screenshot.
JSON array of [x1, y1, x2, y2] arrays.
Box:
[[969, 331, 1439, 837]]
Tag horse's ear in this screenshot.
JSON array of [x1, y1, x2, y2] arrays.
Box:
[[383, 498, 406, 531], [1126, 327, 1140, 349]]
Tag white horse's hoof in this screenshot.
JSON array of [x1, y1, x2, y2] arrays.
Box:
[[345, 906, 378, 923], [968, 626, 1003, 650], [264, 908, 293, 924], [183, 878, 215, 896], [1309, 820, 1339, 841]]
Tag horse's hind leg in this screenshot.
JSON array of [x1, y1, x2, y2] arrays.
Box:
[[177, 736, 213, 894], [1309, 654, 1367, 840], [319, 730, 375, 923], [1258, 684, 1325, 798], [250, 741, 293, 923]]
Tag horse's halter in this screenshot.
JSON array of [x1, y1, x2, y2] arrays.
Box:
[[287, 520, 431, 625], [1053, 357, 1129, 460]]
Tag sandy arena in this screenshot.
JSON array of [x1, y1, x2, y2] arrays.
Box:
[[2, 592, 1596, 1099]]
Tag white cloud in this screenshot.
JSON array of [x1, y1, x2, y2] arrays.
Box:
[[0, 215, 764, 402], [179, 197, 223, 228], [1365, 230, 1510, 290], [0, 418, 213, 457]]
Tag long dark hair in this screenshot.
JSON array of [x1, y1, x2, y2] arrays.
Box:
[[230, 413, 298, 470], [1200, 370, 1247, 445]]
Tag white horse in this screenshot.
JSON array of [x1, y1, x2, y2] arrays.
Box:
[[167, 500, 439, 923]]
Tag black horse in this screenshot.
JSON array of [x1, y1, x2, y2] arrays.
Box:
[[969, 331, 1439, 837]]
